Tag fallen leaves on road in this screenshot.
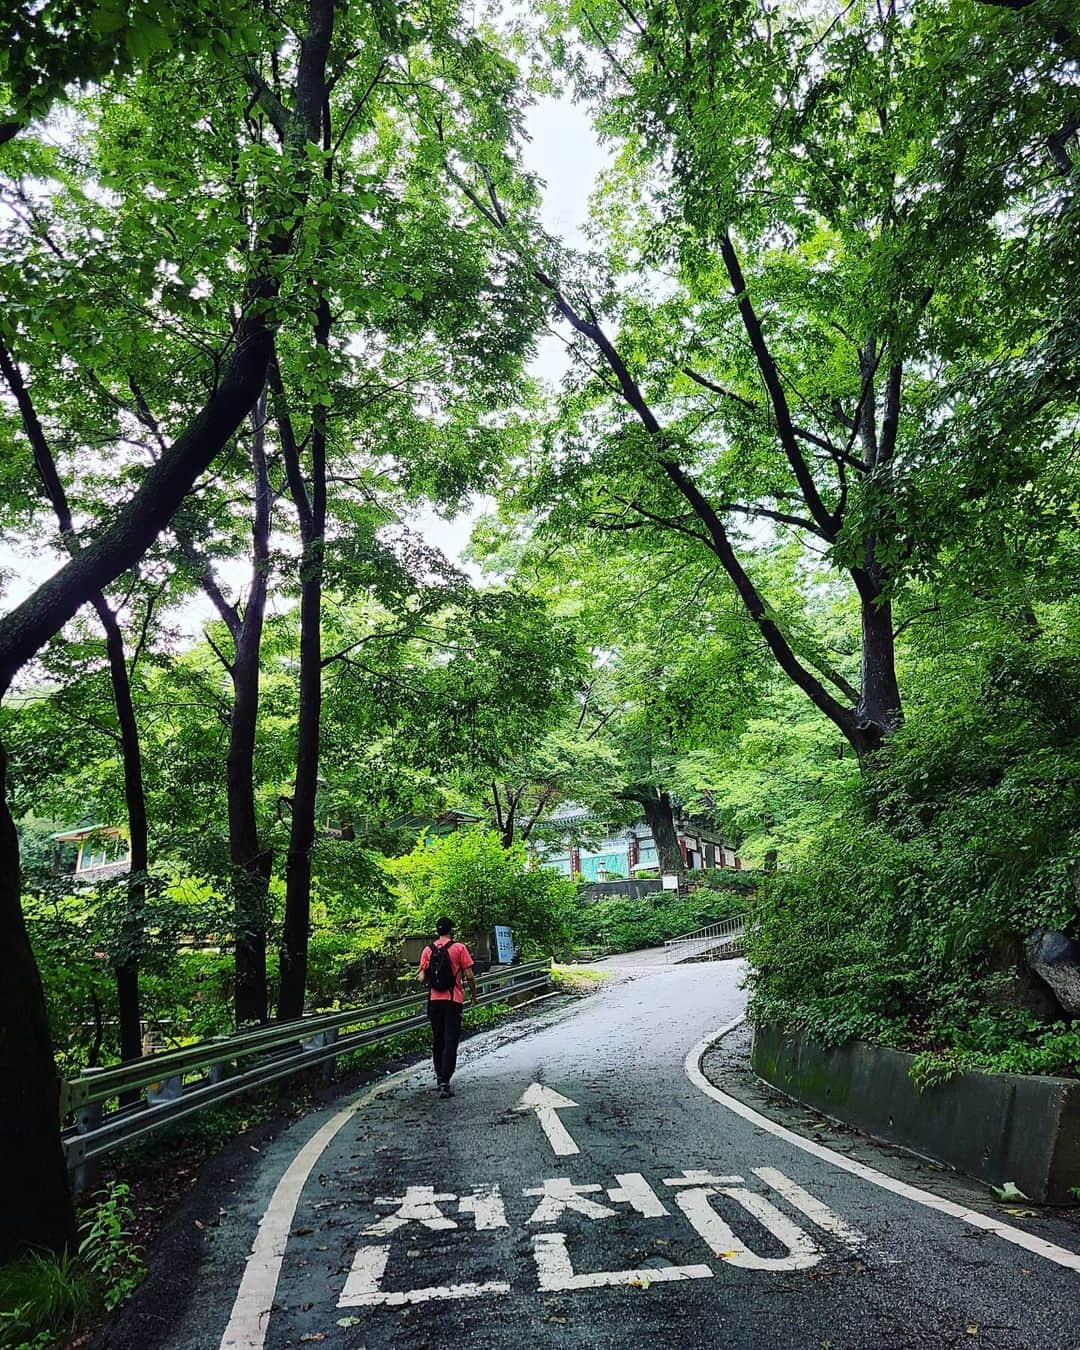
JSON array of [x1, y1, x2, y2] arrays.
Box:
[[966, 1325, 979, 1336]]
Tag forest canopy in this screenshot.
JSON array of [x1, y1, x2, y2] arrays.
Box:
[[0, 0, 1076, 1273]]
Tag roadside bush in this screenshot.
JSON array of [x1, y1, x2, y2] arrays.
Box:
[[386, 829, 575, 954], [0, 1182, 143, 1347], [747, 635, 1080, 1076], [573, 885, 747, 953]]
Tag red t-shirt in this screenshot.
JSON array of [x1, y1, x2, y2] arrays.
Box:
[[419, 937, 474, 1003]]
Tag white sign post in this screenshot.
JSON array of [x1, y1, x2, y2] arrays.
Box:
[[494, 924, 515, 964]]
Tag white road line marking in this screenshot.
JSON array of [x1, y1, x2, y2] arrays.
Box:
[[663, 1169, 745, 1187], [219, 1063, 423, 1350], [607, 1172, 670, 1217], [524, 1177, 616, 1223], [532, 1232, 713, 1291], [674, 1186, 821, 1271], [515, 1082, 581, 1157], [339, 1243, 510, 1307], [459, 1183, 510, 1230], [685, 1019, 1080, 1274], [755, 1167, 866, 1249]]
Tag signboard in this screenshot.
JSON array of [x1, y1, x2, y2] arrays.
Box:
[[661, 873, 680, 891], [494, 925, 516, 964]]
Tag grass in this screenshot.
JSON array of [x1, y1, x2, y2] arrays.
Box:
[[0, 1249, 96, 1348], [551, 964, 610, 995]]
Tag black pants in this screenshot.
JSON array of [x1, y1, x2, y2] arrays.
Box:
[[427, 1000, 463, 1084]]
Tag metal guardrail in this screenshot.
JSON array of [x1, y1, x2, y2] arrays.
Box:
[[61, 959, 552, 1182], [664, 917, 747, 964]]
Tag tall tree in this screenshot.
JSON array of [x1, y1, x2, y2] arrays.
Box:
[[174, 396, 276, 1025], [451, 0, 1077, 760], [0, 337, 149, 1065], [0, 0, 337, 1261]]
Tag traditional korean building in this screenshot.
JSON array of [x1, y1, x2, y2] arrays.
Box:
[[50, 824, 131, 883], [534, 804, 739, 881]]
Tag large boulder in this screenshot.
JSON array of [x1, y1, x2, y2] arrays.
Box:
[[1027, 929, 1080, 1015]]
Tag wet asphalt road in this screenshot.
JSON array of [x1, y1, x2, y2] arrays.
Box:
[[138, 959, 1080, 1349]]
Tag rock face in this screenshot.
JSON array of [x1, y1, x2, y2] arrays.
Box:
[[1027, 930, 1080, 1014]]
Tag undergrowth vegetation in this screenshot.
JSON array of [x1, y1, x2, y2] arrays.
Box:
[[747, 634, 1080, 1079], [574, 872, 753, 953], [0, 1183, 143, 1348]]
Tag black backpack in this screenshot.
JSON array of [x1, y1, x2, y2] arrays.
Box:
[[426, 942, 455, 993]]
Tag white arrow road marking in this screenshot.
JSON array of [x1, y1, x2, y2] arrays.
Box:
[[515, 1082, 581, 1157], [339, 1245, 510, 1307]]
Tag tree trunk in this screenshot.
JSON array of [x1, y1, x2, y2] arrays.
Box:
[[854, 569, 902, 751], [230, 401, 273, 1025], [276, 294, 330, 1022], [635, 788, 682, 876], [851, 342, 903, 753], [278, 554, 322, 1019], [99, 605, 148, 1064], [499, 787, 517, 850], [0, 743, 76, 1262]]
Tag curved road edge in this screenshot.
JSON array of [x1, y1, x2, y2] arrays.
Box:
[[684, 1017, 1080, 1273]]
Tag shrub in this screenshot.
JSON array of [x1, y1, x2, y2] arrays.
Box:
[[746, 635, 1080, 1075], [385, 829, 575, 954], [0, 1182, 143, 1347], [573, 885, 747, 953]]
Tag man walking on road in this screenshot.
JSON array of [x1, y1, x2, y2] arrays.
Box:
[[418, 917, 477, 1098]]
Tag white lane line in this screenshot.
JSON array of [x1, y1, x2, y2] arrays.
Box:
[[685, 1019, 1080, 1273], [219, 1062, 423, 1350], [515, 1082, 581, 1157]]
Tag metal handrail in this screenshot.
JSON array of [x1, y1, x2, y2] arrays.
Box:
[[664, 917, 747, 964], [60, 960, 552, 1177]]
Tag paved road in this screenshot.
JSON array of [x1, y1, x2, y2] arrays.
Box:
[[139, 962, 1080, 1349]]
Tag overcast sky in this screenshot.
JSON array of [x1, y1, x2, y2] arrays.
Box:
[[409, 92, 608, 572]]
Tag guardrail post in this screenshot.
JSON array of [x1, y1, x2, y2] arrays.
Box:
[[321, 1026, 339, 1085], [207, 1035, 234, 1086], [72, 1067, 106, 1194], [146, 1074, 183, 1105]]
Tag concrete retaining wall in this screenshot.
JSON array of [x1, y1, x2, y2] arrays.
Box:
[[752, 1023, 1080, 1203]]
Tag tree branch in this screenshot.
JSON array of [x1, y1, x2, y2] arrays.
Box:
[[716, 233, 838, 539], [683, 365, 840, 457]]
